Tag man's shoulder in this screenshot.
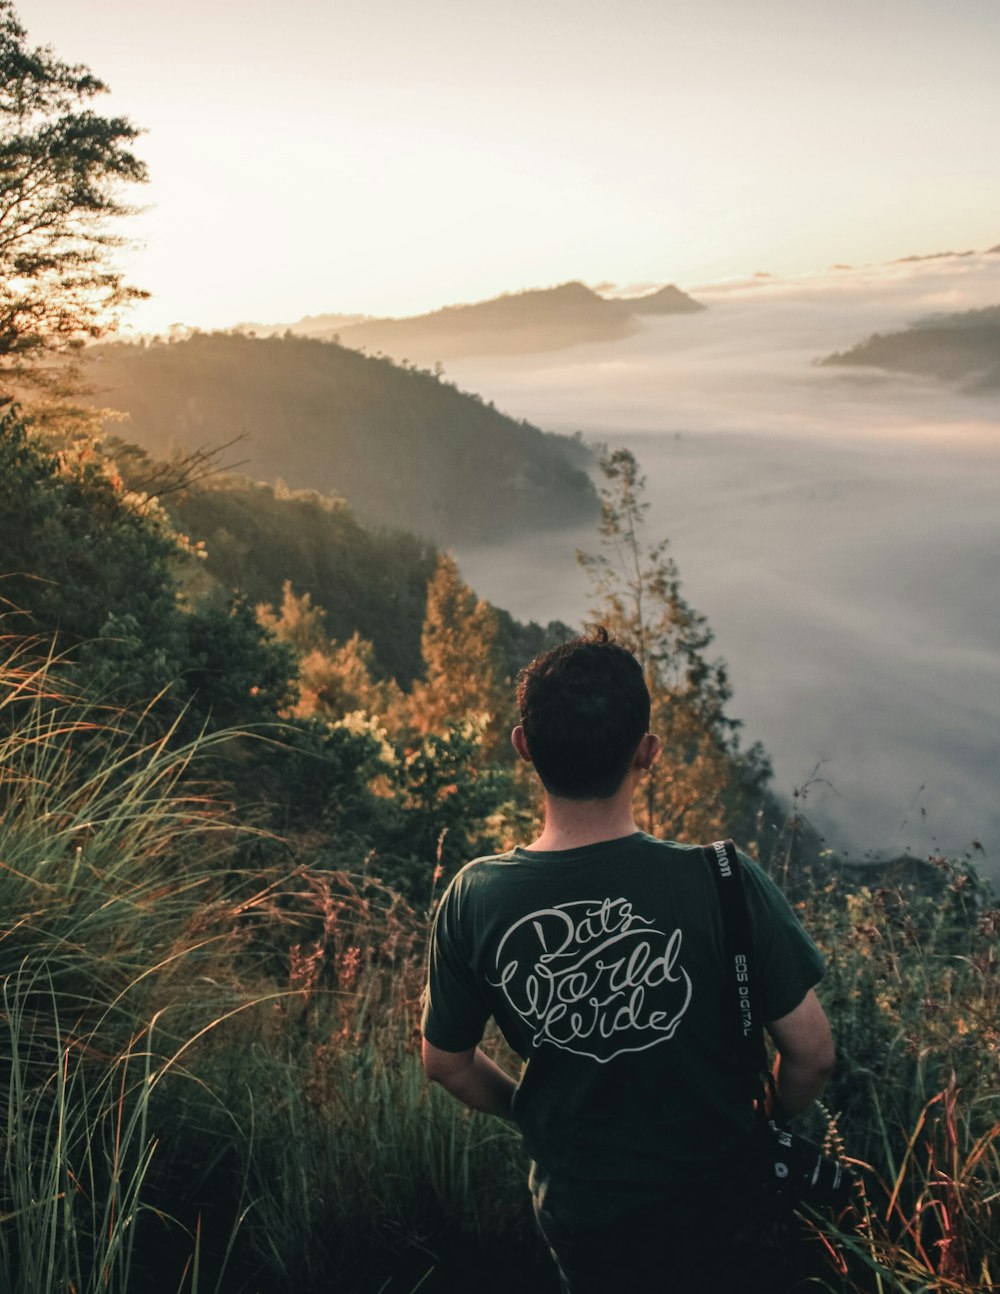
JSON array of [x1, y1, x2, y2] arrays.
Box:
[[633, 834, 718, 870], [445, 849, 521, 893], [454, 835, 706, 885]]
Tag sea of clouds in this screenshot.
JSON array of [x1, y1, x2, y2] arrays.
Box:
[[447, 253, 1000, 879]]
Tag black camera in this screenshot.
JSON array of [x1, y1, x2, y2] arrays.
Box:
[[763, 1120, 855, 1211]]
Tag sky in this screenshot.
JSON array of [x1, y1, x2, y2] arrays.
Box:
[[16, 0, 1000, 329]]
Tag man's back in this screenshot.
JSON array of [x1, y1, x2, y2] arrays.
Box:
[[421, 628, 834, 1290], [423, 832, 824, 1224]]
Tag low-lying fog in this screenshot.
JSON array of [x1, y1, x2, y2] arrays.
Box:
[[448, 255, 1000, 880]]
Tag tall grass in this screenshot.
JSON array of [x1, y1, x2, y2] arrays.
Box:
[[0, 638, 253, 1292], [0, 642, 537, 1292], [797, 861, 999, 1292], [1, 964, 162, 1294], [3, 634, 995, 1291], [183, 864, 531, 1291]]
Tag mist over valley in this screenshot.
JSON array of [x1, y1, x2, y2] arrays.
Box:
[[442, 253, 1000, 877], [85, 253, 1000, 876]]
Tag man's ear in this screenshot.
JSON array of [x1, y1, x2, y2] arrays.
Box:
[[511, 725, 533, 764], [635, 733, 662, 771]]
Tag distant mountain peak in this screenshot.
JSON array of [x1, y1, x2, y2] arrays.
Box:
[[626, 284, 705, 315]]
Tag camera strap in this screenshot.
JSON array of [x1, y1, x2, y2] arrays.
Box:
[[703, 843, 856, 1210], [702, 840, 770, 1109]]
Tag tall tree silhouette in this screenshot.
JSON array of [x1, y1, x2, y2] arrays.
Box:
[[0, 1, 146, 389], [578, 448, 772, 841]]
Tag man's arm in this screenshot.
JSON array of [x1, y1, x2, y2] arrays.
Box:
[[765, 988, 836, 1117], [421, 1039, 518, 1120]]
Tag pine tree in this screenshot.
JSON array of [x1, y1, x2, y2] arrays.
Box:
[[578, 448, 772, 843], [257, 580, 329, 656], [409, 553, 508, 749], [257, 581, 403, 725]]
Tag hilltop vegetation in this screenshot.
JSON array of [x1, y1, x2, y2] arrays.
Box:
[[82, 331, 598, 545], [104, 438, 572, 688], [3, 403, 998, 1292], [820, 303, 1000, 390], [2, 405, 774, 900], [278, 279, 705, 362]]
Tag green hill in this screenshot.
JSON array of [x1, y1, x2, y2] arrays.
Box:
[[83, 331, 597, 545], [819, 304, 1000, 390]]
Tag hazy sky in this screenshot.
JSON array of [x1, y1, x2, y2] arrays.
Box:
[[17, 0, 1000, 329]]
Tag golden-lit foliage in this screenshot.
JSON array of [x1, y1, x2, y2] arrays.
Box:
[[409, 552, 509, 753], [257, 581, 405, 728]]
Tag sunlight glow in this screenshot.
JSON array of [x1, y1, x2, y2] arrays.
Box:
[[14, 0, 1000, 330]]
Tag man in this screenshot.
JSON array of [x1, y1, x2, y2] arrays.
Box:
[[421, 628, 835, 1291]]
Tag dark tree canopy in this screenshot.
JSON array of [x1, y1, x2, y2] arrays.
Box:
[[0, 407, 297, 728], [0, 1, 146, 383]]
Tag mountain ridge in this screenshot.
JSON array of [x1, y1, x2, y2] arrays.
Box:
[[261, 279, 705, 362], [819, 303, 1000, 390], [82, 331, 599, 545]]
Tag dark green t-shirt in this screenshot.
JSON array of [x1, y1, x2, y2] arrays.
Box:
[[421, 833, 824, 1221]]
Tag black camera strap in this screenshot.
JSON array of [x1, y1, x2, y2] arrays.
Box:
[[702, 839, 770, 1108]]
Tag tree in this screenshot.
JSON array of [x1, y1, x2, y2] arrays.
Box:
[[257, 580, 330, 657], [409, 552, 508, 751], [0, 1, 146, 388], [0, 407, 297, 730], [257, 581, 404, 726], [578, 448, 774, 844], [0, 406, 186, 705]]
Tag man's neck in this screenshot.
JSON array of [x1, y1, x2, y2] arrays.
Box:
[[525, 790, 640, 852]]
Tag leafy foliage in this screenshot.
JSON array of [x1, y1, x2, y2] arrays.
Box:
[[156, 460, 438, 687], [804, 858, 1000, 1291], [410, 552, 509, 748], [258, 583, 405, 724], [2, 398, 997, 1291], [0, 408, 296, 730], [1, 644, 996, 1293], [106, 440, 571, 691], [0, 1, 146, 383]]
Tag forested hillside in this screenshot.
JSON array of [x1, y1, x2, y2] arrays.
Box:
[[82, 331, 598, 544], [107, 439, 571, 686], [820, 303, 1000, 389]]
